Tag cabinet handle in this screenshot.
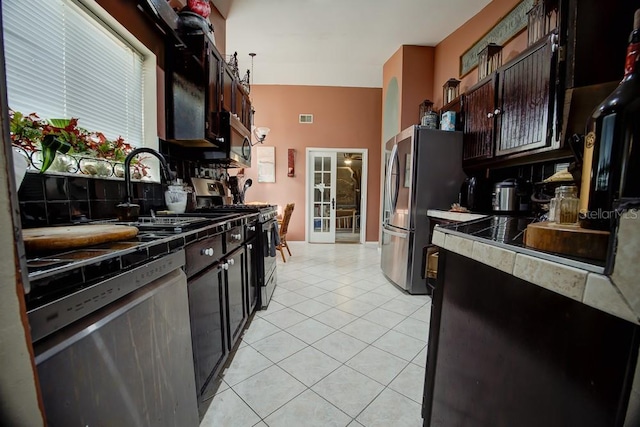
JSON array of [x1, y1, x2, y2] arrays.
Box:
[[487, 112, 494, 119], [494, 108, 502, 116]]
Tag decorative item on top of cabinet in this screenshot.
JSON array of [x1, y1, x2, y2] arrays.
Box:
[[527, 0, 559, 46], [419, 100, 438, 129], [440, 95, 462, 132], [477, 43, 503, 82], [443, 78, 461, 105]]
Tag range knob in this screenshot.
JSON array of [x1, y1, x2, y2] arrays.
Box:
[[221, 262, 229, 271], [231, 233, 242, 240], [228, 258, 235, 266]]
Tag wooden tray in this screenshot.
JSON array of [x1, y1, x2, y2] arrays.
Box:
[[524, 221, 609, 261], [23, 224, 139, 253]]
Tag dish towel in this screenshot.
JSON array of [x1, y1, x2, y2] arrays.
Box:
[[269, 221, 281, 257]]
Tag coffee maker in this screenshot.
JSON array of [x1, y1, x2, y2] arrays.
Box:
[[459, 176, 491, 212]]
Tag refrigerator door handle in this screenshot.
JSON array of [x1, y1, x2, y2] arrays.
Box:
[[382, 227, 408, 239], [386, 143, 399, 213]]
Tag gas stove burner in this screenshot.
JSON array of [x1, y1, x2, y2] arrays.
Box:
[[193, 204, 278, 223], [196, 204, 274, 213]]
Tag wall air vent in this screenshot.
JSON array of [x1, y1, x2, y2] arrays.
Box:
[[299, 114, 313, 124]]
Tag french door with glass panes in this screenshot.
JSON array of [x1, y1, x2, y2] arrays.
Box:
[[309, 151, 337, 243]]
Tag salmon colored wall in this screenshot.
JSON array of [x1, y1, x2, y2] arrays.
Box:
[[433, 0, 528, 107], [401, 46, 435, 130], [382, 48, 403, 142], [382, 46, 437, 134], [243, 85, 382, 242], [209, 6, 227, 56]]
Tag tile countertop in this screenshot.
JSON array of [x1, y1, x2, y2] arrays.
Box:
[[432, 215, 640, 325]]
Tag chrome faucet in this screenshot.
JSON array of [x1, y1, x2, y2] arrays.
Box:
[[122, 147, 174, 204]]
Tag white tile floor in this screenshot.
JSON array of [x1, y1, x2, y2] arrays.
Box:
[[201, 242, 431, 427]]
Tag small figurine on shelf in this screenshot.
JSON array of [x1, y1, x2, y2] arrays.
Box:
[[227, 52, 240, 80], [241, 69, 251, 93]]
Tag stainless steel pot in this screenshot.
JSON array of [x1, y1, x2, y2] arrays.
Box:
[[492, 179, 528, 212]]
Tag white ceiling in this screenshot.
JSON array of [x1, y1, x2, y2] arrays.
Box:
[[218, 0, 492, 88]]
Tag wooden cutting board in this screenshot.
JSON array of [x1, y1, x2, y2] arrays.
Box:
[[23, 224, 139, 253], [524, 221, 609, 261]]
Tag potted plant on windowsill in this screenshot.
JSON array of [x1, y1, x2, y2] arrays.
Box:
[[9, 109, 149, 178]]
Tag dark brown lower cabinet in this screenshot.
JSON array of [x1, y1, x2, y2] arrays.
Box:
[[423, 250, 639, 427]]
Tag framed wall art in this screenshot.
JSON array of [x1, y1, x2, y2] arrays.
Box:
[[257, 146, 275, 183], [459, 0, 534, 77]]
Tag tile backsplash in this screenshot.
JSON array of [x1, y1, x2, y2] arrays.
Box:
[[489, 158, 574, 184], [18, 172, 164, 228]]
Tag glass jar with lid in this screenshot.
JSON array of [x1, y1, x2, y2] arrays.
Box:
[[552, 185, 579, 224]]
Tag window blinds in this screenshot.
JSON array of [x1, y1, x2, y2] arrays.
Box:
[[3, 0, 145, 146]]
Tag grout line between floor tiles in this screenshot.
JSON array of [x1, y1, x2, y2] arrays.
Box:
[[215, 243, 429, 426]]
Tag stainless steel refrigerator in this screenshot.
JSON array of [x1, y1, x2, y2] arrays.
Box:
[[381, 126, 465, 294]]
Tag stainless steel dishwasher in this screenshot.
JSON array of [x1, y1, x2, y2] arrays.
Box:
[[31, 249, 199, 427]]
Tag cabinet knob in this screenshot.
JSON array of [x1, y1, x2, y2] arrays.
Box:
[[551, 33, 559, 53], [232, 233, 242, 240], [228, 258, 235, 266], [221, 262, 229, 271], [201, 248, 214, 256], [494, 108, 502, 116], [249, 226, 256, 232], [247, 244, 253, 250], [487, 112, 494, 119]]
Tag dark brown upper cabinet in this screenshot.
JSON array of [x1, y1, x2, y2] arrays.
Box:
[[462, 33, 559, 168], [232, 81, 252, 131], [166, 32, 222, 145], [495, 34, 557, 156], [459, 0, 640, 169], [462, 74, 497, 163]]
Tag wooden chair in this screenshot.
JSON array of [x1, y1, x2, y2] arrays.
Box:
[[276, 203, 295, 262]]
